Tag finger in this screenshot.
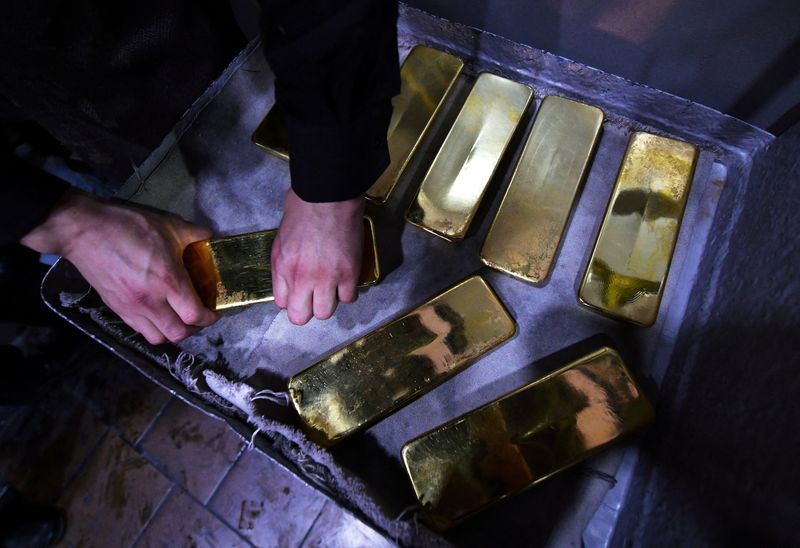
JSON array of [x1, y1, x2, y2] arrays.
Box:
[[338, 279, 358, 304], [273, 272, 289, 309], [121, 313, 167, 346], [167, 270, 218, 327], [313, 282, 338, 320], [287, 282, 313, 325], [270, 233, 290, 308], [148, 299, 197, 343], [101, 293, 167, 345]]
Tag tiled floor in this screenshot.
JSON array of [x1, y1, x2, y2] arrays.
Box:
[[0, 337, 394, 547]]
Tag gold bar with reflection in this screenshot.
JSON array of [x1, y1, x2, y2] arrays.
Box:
[[579, 132, 698, 326], [481, 96, 603, 282], [288, 275, 515, 447], [183, 217, 380, 311], [251, 104, 289, 160], [366, 45, 464, 204], [406, 73, 532, 241], [402, 347, 654, 531]]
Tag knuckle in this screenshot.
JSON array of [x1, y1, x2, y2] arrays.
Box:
[[197, 312, 218, 327], [128, 289, 149, 306], [144, 332, 166, 345], [292, 265, 313, 284], [334, 263, 358, 283], [279, 261, 305, 285], [164, 323, 190, 343], [339, 274, 358, 288], [182, 308, 204, 326], [119, 278, 150, 307], [152, 267, 177, 290]]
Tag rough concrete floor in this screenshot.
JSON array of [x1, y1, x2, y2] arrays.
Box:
[[0, 329, 393, 547]]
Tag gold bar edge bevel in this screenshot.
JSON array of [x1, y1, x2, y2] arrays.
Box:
[[400, 346, 654, 530], [361, 215, 381, 285], [479, 95, 604, 283], [577, 131, 699, 327], [251, 105, 289, 161]]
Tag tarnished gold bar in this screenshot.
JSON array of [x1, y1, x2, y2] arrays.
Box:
[[481, 96, 604, 282], [402, 347, 654, 530], [251, 104, 289, 160], [579, 132, 698, 326], [288, 275, 516, 447], [183, 217, 380, 311], [366, 45, 464, 204], [405, 73, 532, 241]]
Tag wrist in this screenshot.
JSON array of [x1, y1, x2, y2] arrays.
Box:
[[330, 195, 366, 219], [287, 189, 365, 220], [20, 188, 100, 256]]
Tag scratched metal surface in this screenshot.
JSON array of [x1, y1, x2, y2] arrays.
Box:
[[45, 5, 772, 546]]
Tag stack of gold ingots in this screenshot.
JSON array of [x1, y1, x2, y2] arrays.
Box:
[[186, 44, 699, 530]]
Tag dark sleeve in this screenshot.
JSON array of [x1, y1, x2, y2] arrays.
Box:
[[1, 150, 69, 246], [260, 0, 400, 202]]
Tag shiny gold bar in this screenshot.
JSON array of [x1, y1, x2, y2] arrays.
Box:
[[288, 275, 516, 447], [251, 103, 289, 160], [183, 217, 380, 311], [366, 45, 464, 204], [405, 73, 532, 241], [579, 132, 698, 326], [402, 347, 654, 530], [481, 96, 604, 282]]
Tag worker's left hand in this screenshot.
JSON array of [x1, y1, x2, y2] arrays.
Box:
[[271, 189, 364, 325]]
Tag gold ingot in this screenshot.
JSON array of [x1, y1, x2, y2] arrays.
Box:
[[183, 217, 380, 311], [367, 45, 464, 204], [579, 132, 698, 326], [401, 347, 654, 530], [252, 46, 464, 205], [288, 275, 516, 447], [405, 73, 532, 241], [251, 103, 288, 161], [481, 96, 604, 282]]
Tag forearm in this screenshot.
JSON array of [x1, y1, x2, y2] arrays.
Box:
[[2, 150, 70, 247], [20, 188, 93, 256]]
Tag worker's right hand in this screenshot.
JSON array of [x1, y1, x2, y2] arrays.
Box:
[[271, 188, 364, 325], [21, 188, 218, 345]]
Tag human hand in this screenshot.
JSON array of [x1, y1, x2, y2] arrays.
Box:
[[271, 189, 364, 325], [21, 189, 218, 344]]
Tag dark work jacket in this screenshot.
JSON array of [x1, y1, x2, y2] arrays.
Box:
[[262, 0, 399, 202], [1, 0, 399, 246]]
